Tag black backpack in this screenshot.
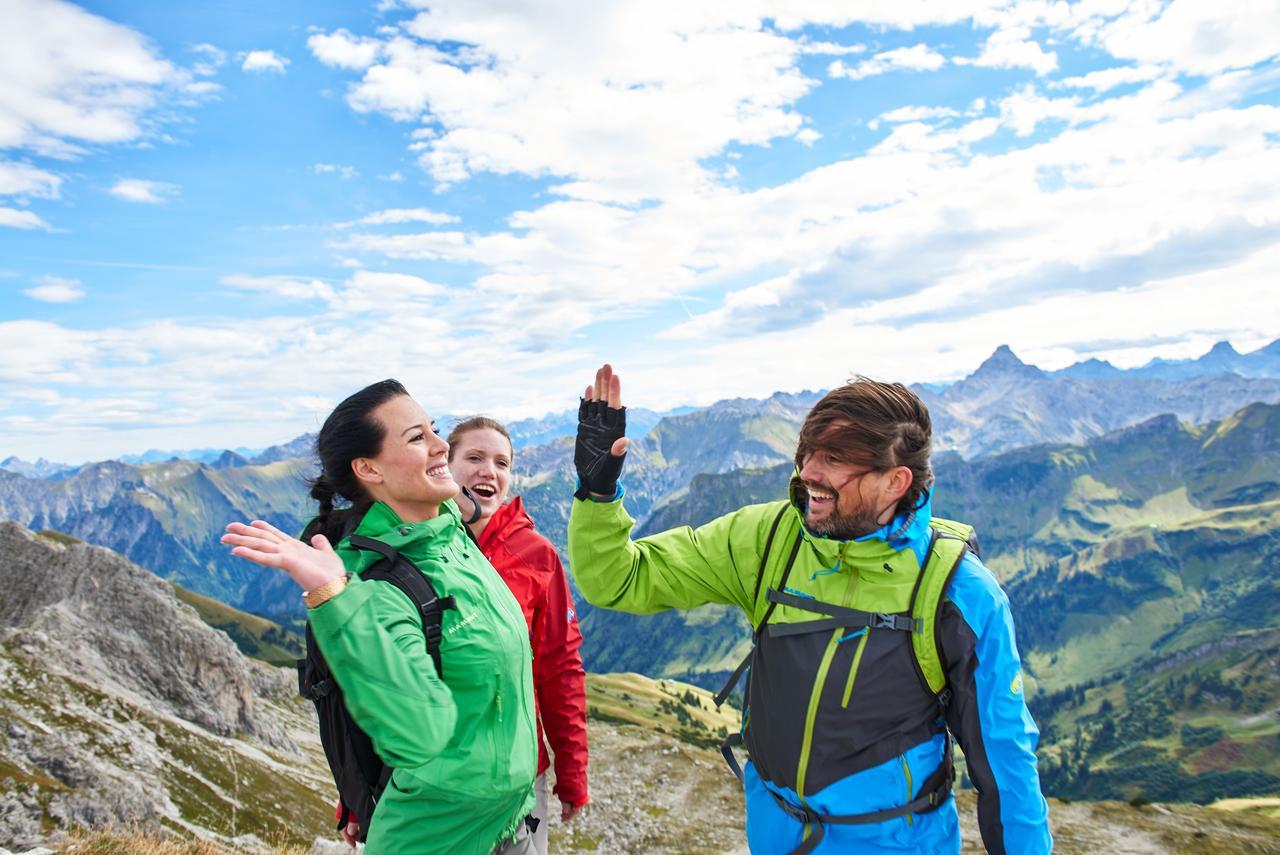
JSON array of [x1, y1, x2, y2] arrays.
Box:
[[296, 532, 457, 841]]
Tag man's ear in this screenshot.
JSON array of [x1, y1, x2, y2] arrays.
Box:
[[352, 457, 382, 487], [886, 466, 913, 504]]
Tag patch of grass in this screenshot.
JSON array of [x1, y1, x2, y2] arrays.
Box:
[[36, 529, 82, 546]]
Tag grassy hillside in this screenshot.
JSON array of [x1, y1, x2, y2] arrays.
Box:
[[171, 584, 304, 667], [1032, 627, 1280, 805]]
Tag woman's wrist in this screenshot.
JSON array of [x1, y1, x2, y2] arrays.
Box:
[[302, 574, 350, 608]]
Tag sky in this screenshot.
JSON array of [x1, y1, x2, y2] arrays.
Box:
[[2, 0, 1280, 463]]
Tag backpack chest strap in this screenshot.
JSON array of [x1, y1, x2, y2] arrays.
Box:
[[763, 588, 921, 636]]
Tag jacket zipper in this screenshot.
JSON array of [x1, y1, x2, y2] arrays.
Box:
[[900, 755, 914, 827], [840, 629, 871, 708]]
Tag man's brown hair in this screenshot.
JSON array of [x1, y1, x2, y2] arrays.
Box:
[[794, 378, 934, 517]]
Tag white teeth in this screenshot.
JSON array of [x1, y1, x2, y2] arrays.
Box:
[[472, 484, 495, 497]]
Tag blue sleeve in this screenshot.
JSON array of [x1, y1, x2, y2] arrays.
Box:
[[940, 553, 1052, 855]]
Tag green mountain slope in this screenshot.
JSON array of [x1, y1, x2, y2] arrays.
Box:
[[171, 584, 304, 667]]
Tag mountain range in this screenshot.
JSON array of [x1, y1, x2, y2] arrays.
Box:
[[5, 337, 1278, 480], [3, 343, 1279, 625]]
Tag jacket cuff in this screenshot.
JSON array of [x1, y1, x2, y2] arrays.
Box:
[[306, 575, 374, 637], [573, 478, 625, 503], [553, 779, 589, 806]]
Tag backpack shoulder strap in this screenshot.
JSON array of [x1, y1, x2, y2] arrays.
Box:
[[750, 503, 791, 613], [714, 504, 800, 709], [348, 535, 458, 679], [908, 518, 977, 696]]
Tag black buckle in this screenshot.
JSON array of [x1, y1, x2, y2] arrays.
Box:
[[300, 677, 334, 701], [873, 613, 919, 631]]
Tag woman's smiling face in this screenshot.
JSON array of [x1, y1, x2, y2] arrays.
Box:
[[448, 426, 513, 524], [357, 395, 458, 520]]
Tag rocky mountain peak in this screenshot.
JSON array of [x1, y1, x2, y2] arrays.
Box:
[[0, 522, 286, 746], [1208, 340, 1239, 354], [974, 344, 1045, 378]]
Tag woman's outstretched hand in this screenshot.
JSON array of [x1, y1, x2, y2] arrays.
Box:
[[221, 519, 344, 592]]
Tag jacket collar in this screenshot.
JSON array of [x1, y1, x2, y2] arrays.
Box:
[[477, 495, 534, 552], [345, 500, 463, 568]]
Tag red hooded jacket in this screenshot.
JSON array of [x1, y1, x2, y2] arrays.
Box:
[[479, 496, 589, 807]]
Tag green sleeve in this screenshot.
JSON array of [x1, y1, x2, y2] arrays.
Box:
[[567, 496, 779, 615], [308, 575, 458, 769]]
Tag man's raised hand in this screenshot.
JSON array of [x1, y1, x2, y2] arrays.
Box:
[[575, 363, 629, 499]]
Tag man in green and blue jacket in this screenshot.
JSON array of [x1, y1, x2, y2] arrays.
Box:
[[567, 365, 1052, 854]]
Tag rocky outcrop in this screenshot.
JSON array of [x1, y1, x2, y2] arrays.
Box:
[[0, 523, 333, 850], [0, 523, 282, 744]]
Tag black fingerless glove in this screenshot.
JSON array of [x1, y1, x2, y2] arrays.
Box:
[[574, 397, 627, 500]]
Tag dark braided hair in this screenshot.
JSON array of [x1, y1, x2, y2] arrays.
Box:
[[303, 379, 409, 542]]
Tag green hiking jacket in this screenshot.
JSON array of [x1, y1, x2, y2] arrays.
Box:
[[308, 500, 537, 854]]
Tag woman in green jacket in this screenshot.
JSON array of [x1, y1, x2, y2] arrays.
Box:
[[222, 379, 538, 854]]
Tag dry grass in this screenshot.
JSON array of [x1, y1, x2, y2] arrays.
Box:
[[54, 826, 313, 855]]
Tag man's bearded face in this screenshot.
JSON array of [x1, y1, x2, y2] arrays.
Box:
[[798, 449, 892, 540]]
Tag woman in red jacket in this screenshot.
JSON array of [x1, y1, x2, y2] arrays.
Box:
[[447, 416, 589, 854]]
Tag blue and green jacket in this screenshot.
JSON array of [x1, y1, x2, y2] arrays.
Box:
[[568, 487, 1051, 854]]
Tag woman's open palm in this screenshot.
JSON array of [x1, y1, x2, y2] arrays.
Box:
[[221, 519, 344, 592]]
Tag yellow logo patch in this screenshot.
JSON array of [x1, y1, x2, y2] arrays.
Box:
[[1010, 672, 1024, 695]]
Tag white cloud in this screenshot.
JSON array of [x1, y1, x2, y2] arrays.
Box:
[[342, 207, 459, 226], [0, 161, 61, 198], [829, 44, 946, 80], [24, 276, 84, 303], [220, 269, 446, 313], [955, 27, 1058, 76], [871, 105, 961, 130], [221, 274, 336, 301], [0, 0, 181, 153], [241, 50, 289, 74], [796, 40, 866, 56], [795, 128, 822, 146], [1090, 0, 1280, 76], [314, 5, 822, 200], [108, 178, 179, 204], [314, 162, 359, 179], [0, 208, 49, 230], [1054, 64, 1165, 92], [184, 81, 222, 97], [308, 29, 383, 69], [191, 43, 227, 76]]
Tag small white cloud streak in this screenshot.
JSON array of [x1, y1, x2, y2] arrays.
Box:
[[0, 208, 50, 229], [829, 44, 946, 80], [241, 50, 289, 73], [340, 207, 459, 227], [314, 162, 359, 179], [191, 43, 227, 76], [1054, 64, 1166, 92], [0, 162, 62, 198], [24, 276, 84, 303], [108, 178, 179, 204]]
